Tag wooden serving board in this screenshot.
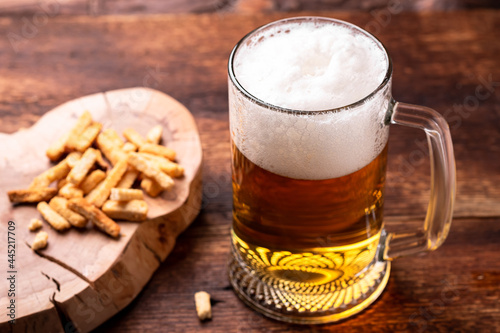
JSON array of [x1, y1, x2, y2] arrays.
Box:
[[0, 88, 203, 332]]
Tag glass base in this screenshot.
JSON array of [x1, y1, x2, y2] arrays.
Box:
[[228, 243, 391, 324]]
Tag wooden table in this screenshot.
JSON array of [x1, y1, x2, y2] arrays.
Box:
[[0, 8, 499, 332]]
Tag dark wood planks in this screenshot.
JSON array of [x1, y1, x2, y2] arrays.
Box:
[[1, 0, 500, 16], [0, 10, 498, 332]]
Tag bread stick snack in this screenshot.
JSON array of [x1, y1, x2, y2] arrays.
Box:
[[65, 111, 93, 152], [140, 177, 163, 197], [94, 149, 109, 170], [139, 153, 184, 178], [29, 159, 71, 188], [127, 153, 174, 191], [122, 142, 137, 153], [146, 125, 163, 144], [57, 179, 68, 190], [58, 183, 84, 199], [8, 188, 58, 203], [86, 159, 128, 207], [46, 131, 71, 162], [74, 122, 102, 152], [139, 143, 176, 161], [84, 179, 104, 200], [80, 170, 106, 194], [67, 148, 99, 186], [49, 196, 87, 228], [101, 128, 124, 147], [123, 128, 147, 148], [68, 198, 120, 238], [66, 152, 82, 168], [96, 129, 126, 165], [110, 188, 144, 201], [116, 169, 139, 189], [37, 201, 71, 231], [102, 199, 148, 221]]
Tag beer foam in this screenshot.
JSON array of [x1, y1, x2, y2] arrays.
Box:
[[230, 19, 391, 180], [234, 20, 388, 111]]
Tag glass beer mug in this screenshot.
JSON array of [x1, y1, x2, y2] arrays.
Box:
[[227, 17, 455, 324]]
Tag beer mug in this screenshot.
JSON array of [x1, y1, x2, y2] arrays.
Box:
[[227, 17, 455, 324]]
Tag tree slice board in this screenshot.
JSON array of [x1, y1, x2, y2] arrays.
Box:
[[0, 87, 203, 332]]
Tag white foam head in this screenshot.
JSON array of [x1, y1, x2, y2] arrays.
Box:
[[229, 17, 392, 180]]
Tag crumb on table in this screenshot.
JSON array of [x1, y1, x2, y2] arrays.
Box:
[[32, 231, 49, 250], [28, 218, 43, 231]]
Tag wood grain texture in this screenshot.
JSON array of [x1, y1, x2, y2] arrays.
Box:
[[0, 9, 498, 332], [1, 0, 500, 15]]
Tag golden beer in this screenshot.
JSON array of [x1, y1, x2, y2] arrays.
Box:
[[232, 141, 387, 287]]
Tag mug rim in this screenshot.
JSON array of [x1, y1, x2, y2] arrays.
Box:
[[228, 16, 393, 114]]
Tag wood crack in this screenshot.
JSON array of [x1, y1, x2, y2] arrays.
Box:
[[49, 292, 78, 333], [41, 271, 61, 292], [141, 239, 162, 264], [26, 242, 96, 289]]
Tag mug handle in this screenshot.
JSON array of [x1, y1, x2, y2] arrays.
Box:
[[382, 101, 456, 260]]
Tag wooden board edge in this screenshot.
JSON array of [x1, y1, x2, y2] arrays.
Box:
[[0, 307, 64, 333]]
